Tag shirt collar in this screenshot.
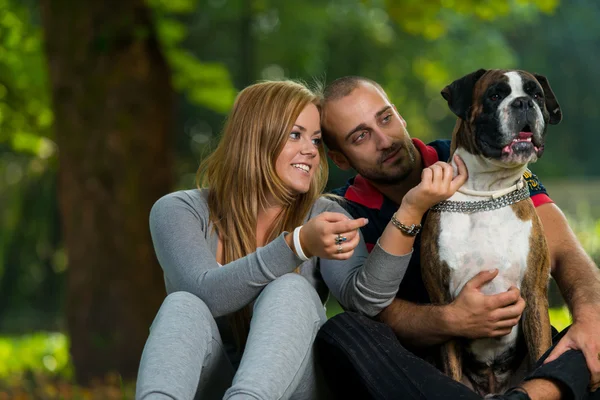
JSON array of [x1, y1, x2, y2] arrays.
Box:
[[344, 138, 440, 209]]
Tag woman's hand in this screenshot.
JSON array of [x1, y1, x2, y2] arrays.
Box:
[[299, 212, 368, 260], [401, 155, 468, 218]]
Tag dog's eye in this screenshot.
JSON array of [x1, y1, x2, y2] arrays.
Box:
[[533, 93, 543, 100], [489, 94, 500, 101]]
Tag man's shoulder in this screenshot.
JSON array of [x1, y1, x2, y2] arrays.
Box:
[[427, 139, 452, 162], [330, 183, 351, 198], [328, 179, 384, 232]]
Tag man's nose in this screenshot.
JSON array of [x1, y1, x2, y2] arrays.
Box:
[[373, 129, 392, 150]]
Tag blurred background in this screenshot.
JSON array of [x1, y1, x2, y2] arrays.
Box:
[[1, 0, 599, 397]]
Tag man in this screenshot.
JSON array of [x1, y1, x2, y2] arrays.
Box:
[[316, 76, 600, 400]]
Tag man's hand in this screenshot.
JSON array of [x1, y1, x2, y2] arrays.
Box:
[[401, 155, 468, 217], [447, 269, 526, 339], [544, 305, 600, 391]]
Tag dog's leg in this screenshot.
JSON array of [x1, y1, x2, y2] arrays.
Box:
[[521, 214, 553, 366], [421, 212, 463, 382]]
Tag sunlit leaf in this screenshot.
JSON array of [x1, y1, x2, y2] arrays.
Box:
[[548, 306, 572, 332]]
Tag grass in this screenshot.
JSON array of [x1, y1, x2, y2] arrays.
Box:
[[0, 333, 134, 399]]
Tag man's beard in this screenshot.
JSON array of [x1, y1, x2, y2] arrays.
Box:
[[352, 140, 417, 185]]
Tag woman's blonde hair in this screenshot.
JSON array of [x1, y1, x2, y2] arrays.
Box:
[[196, 80, 328, 350]]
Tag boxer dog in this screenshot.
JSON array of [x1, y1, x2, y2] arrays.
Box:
[[420, 69, 562, 396]]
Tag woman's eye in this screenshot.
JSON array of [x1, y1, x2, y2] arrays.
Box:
[[290, 131, 301, 139], [312, 137, 322, 146]]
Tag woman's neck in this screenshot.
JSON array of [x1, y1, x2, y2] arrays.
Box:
[[256, 203, 284, 247]]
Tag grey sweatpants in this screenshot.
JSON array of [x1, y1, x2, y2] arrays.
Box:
[[136, 273, 328, 400]]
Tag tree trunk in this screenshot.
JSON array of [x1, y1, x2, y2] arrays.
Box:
[[40, 0, 172, 383]]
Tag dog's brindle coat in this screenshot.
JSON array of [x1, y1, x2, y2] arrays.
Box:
[[420, 69, 562, 396]]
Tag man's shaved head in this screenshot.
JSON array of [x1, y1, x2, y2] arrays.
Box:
[[319, 76, 388, 150]]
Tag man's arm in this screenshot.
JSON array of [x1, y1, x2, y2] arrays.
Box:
[[537, 203, 600, 390], [378, 269, 525, 347], [378, 299, 451, 347], [538, 203, 600, 313]]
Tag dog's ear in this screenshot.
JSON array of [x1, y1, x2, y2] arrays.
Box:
[[441, 69, 487, 120], [534, 73, 562, 125]]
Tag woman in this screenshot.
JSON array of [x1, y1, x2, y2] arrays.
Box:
[[136, 80, 465, 400]]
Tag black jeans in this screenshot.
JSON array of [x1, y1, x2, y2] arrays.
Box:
[[316, 312, 597, 400]]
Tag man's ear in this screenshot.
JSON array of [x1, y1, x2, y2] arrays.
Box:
[[328, 150, 351, 171], [441, 68, 487, 120], [534, 73, 562, 125]]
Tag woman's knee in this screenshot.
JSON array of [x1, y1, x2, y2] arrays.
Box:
[[256, 274, 326, 322], [152, 291, 215, 331]]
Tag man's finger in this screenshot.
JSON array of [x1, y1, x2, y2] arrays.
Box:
[[465, 269, 499, 290], [441, 163, 453, 182], [493, 317, 521, 330], [450, 154, 468, 190], [490, 328, 513, 338], [544, 339, 570, 364], [491, 299, 524, 322], [421, 167, 433, 184], [583, 346, 600, 390], [429, 164, 444, 185], [487, 288, 522, 309]]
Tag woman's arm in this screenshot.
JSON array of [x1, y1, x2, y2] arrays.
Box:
[[150, 191, 302, 317], [319, 201, 412, 316]]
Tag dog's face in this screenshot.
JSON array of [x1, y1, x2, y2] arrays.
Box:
[[442, 69, 562, 166]]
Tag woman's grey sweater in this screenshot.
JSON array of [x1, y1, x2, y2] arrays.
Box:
[[149, 189, 411, 318]]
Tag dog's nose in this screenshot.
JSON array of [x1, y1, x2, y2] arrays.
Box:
[[511, 97, 535, 110]]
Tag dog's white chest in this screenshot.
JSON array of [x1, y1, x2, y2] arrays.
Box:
[[438, 205, 532, 364], [438, 206, 532, 298]]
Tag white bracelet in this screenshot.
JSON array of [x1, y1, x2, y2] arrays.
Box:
[[293, 226, 310, 261]]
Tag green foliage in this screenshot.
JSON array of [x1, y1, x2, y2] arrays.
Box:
[[384, 0, 558, 40], [0, 332, 70, 380], [0, 333, 136, 398], [548, 306, 572, 333], [148, 0, 237, 113], [0, 0, 54, 154], [567, 208, 600, 267]]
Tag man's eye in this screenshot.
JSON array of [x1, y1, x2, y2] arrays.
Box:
[[354, 131, 367, 144], [382, 114, 392, 123]]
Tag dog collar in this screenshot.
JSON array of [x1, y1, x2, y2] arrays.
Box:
[[457, 177, 526, 199], [430, 184, 530, 214]]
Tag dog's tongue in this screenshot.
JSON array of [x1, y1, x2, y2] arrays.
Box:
[[518, 131, 533, 139]]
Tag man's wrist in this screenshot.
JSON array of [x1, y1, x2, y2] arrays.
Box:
[[440, 303, 460, 338], [396, 203, 425, 224]]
